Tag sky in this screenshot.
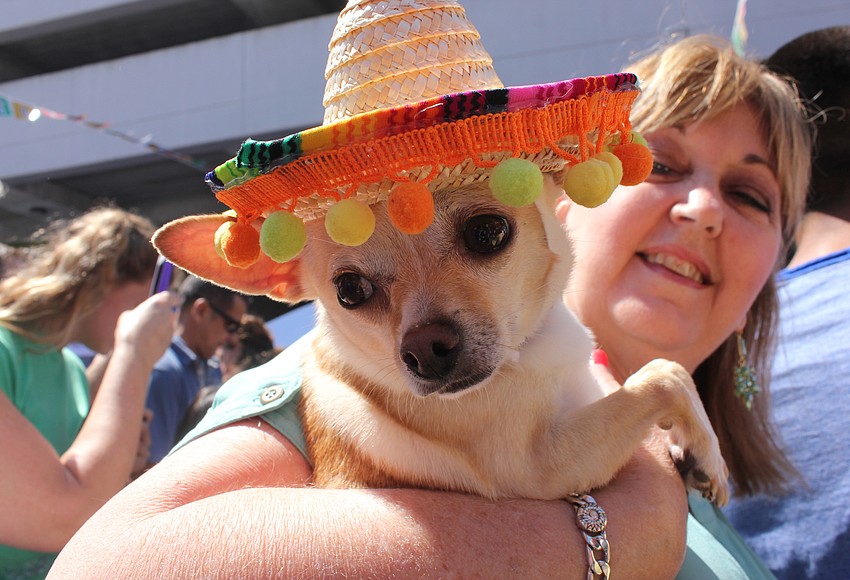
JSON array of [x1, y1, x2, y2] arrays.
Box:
[[265, 302, 317, 348]]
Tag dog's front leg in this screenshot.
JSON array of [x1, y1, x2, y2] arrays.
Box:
[[530, 359, 729, 504]]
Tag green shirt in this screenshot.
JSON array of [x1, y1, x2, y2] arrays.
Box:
[[0, 326, 90, 579]]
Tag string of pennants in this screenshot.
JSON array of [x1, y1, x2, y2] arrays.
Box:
[[0, 94, 207, 171]]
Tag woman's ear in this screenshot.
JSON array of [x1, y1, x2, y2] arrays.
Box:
[[555, 193, 572, 226]]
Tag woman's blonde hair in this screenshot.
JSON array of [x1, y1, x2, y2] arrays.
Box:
[[0, 206, 158, 347], [629, 35, 813, 496]]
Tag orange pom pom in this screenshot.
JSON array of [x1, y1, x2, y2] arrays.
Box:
[[612, 142, 653, 186], [215, 220, 260, 268], [388, 182, 434, 234]]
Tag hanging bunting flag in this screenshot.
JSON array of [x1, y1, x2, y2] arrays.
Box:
[[0, 93, 207, 171], [731, 0, 749, 56], [12, 101, 32, 120]]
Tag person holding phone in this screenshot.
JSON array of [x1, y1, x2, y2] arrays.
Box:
[[142, 275, 248, 469], [0, 206, 179, 579]]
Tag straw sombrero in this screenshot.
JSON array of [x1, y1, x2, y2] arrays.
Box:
[[154, 0, 652, 291]]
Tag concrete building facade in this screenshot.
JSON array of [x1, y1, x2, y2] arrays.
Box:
[[1, 0, 848, 240]]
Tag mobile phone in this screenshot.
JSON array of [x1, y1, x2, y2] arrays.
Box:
[[149, 257, 175, 295]]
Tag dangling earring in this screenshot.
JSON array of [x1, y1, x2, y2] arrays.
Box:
[[734, 331, 759, 410]]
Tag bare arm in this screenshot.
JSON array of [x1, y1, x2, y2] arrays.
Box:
[[0, 292, 179, 552], [84, 352, 110, 401], [51, 419, 687, 579]]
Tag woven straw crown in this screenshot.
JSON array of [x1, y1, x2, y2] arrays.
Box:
[[323, 0, 503, 123]]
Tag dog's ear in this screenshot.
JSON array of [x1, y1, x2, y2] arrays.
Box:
[[152, 214, 308, 303]]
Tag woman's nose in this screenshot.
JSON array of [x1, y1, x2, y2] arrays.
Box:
[[670, 186, 723, 237]]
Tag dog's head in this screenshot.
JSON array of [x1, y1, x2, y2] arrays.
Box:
[[155, 176, 572, 397]]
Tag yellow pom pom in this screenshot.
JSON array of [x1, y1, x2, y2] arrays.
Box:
[[563, 159, 615, 208], [612, 142, 654, 186], [592, 151, 624, 189], [489, 158, 544, 207], [260, 211, 307, 263], [325, 198, 376, 246], [388, 182, 434, 235], [214, 220, 260, 268]]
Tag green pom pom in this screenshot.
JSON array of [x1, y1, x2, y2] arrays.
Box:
[[325, 198, 376, 246], [260, 211, 307, 263], [628, 130, 648, 148], [607, 130, 649, 151], [489, 158, 544, 207]]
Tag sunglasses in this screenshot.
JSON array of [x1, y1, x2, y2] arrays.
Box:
[[207, 301, 241, 334]]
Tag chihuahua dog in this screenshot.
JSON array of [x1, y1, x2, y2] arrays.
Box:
[[155, 176, 729, 504]]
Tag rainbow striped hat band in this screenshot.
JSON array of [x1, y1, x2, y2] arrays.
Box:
[[158, 0, 652, 270]]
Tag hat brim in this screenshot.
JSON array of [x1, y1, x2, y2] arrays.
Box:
[[207, 73, 639, 222]]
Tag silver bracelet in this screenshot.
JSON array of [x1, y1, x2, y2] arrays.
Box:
[[566, 493, 610, 580]]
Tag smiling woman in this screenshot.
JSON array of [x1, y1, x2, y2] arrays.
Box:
[[564, 103, 784, 376], [557, 33, 812, 578]]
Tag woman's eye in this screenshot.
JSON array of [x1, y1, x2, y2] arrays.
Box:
[[333, 272, 375, 309], [650, 161, 675, 177], [730, 189, 772, 214], [463, 215, 511, 254]]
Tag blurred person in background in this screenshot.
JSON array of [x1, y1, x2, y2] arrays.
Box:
[[142, 275, 247, 468], [217, 313, 278, 383], [724, 25, 850, 578], [0, 206, 178, 579], [174, 313, 279, 444]]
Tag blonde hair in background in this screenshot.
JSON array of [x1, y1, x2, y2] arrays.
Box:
[[0, 206, 158, 348], [627, 35, 813, 496]]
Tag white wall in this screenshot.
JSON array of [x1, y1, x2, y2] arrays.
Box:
[[1, 0, 848, 182]]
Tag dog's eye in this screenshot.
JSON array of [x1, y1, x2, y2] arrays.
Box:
[[334, 272, 375, 309], [463, 215, 511, 254]]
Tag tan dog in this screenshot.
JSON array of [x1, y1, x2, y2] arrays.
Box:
[[155, 176, 729, 504]]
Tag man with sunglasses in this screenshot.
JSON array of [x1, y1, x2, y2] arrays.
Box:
[[142, 275, 248, 471]]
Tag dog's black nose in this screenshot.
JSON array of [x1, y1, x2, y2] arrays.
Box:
[[400, 322, 461, 381]]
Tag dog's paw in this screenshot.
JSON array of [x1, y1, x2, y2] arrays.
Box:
[[671, 446, 730, 506], [629, 358, 730, 506]]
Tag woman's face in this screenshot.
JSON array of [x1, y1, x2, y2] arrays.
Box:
[[72, 280, 150, 353], [559, 103, 782, 378]]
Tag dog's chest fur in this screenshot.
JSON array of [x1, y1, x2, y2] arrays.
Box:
[[299, 300, 603, 499]]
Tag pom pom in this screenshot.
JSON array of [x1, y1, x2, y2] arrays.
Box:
[[489, 158, 544, 207], [325, 198, 376, 246], [214, 220, 260, 268], [607, 130, 648, 150], [592, 151, 623, 190], [628, 130, 649, 148], [388, 182, 434, 234], [260, 211, 307, 263], [612, 142, 653, 186], [563, 159, 615, 208]]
